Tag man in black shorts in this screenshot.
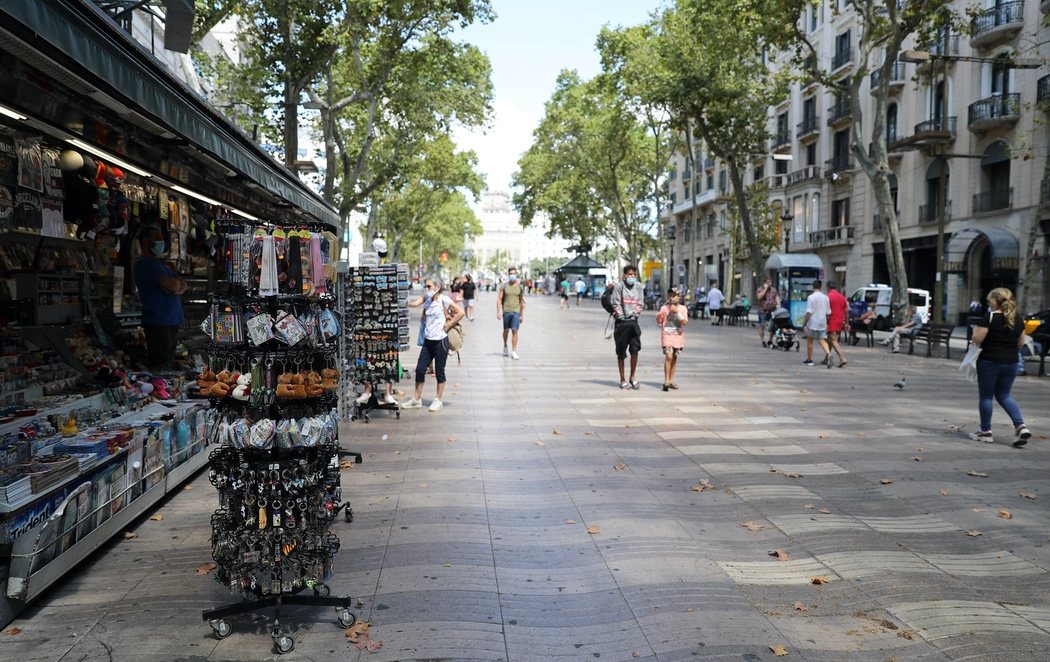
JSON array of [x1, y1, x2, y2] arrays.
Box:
[[611, 265, 645, 389]]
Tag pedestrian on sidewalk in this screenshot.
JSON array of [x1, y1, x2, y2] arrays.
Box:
[[656, 287, 688, 391], [707, 281, 725, 325], [612, 265, 645, 389], [558, 275, 570, 309], [968, 287, 1033, 447], [404, 277, 463, 411], [461, 274, 476, 321], [756, 277, 780, 347], [826, 281, 848, 367], [575, 277, 587, 305], [801, 279, 832, 367], [497, 266, 526, 359], [881, 306, 923, 353]]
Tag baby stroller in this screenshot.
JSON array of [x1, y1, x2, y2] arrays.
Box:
[[768, 307, 799, 352]]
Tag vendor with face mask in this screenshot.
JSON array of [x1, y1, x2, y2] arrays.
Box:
[[133, 224, 187, 371]]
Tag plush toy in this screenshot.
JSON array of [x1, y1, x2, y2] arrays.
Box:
[[321, 377, 338, 391], [304, 383, 324, 398], [209, 381, 231, 398], [60, 417, 78, 437], [276, 383, 297, 399], [277, 373, 295, 385], [197, 368, 217, 389], [152, 378, 171, 399], [231, 373, 251, 401]]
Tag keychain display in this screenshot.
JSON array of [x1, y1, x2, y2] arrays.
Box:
[[343, 265, 409, 384], [200, 219, 354, 654]]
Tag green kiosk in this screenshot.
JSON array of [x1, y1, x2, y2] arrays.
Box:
[[764, 253, 825, 328]]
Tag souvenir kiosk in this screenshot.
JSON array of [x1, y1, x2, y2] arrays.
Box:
[[764, 253, 824, 328]]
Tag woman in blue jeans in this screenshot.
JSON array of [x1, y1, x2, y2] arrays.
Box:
[[969, 287, 1032, 447], [403, 278, 464, 412]]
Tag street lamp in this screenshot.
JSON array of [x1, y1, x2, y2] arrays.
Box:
[[781, 209, 794, 254], [898, 48, 1039, 324]]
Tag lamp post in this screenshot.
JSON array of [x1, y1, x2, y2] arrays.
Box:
[[781, 209, 794, 254], [898, 48, 1039, 324]]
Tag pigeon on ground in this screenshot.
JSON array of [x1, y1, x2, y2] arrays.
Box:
[[894, 377, 906, 390]]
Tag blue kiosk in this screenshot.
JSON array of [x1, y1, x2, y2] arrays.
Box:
[[764, 253, 824, 328]]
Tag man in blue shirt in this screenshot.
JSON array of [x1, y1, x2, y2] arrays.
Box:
[[133, 225, 186, 371]]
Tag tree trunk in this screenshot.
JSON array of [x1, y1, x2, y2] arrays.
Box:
[[727, 161, 763, 288], [281, 10, 297, 170], [684, 121, 699, 293], [1019, 152, 1049, 313]]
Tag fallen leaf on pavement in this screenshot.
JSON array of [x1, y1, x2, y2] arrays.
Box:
[[741, 521, 767, 531], [632, 653, 642, 659], [939, 490, 950, 496], [149, 514, 164, 521], [880, 479, 893, 485], [345, 621, 371, 642], [339, 460, 356, 470], [195, 561, 217, 575], [362, 639, 383, 652], [552, 429, 563, 435], [792, 602, 808, 612], [916, 447, 924, 452], [810, 576, 830, 585], [444, 563, 452, 568], [5, 627, 22, 636], [998, 510, 1013, 520], [769, 549, 791, 561], [584, 431, 594, 436], [691, 478, 714, 492], [817, 507, 830, 514], [1020, 492, 1038, 500], [804, 504, 816, 510], [966, 530, 983, 537], [447, 436, 457, 443], [911, 456, 924, 462], [122, 531, 137, 540], [565, 519, 576, 525], [586, 525, 601, 535], [770, 644, 789, 656], [534, 440, 545, 447], [614, 463, 627, 471], [967, 470, 989, 477], [183, 485, 193, 490], [971, 508, 985, 512], [416, 482, 429, 488]]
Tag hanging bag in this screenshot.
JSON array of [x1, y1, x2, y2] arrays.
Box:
[[444, 299, 465, 352], [958, 344, 981, 382]]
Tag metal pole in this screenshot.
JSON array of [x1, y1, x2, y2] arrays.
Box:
[[933, 27, 949, 326]]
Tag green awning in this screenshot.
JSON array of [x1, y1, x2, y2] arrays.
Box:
[[0, 0, 339, 227]]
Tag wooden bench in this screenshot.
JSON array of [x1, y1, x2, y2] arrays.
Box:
[[906, 324, 955, 358], [1032, 332, 1050, 377]]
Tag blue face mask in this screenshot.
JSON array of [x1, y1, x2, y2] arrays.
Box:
[[625, 276, 636, 287], [151, 241, 166, 257], [424, 288, 434, 301], [508, 274, 518, 283]]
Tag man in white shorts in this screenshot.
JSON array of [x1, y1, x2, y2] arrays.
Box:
[[801, 279, 832, 367]]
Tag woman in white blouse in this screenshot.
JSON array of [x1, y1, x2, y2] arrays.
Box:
[[403, 277, 464, 411]]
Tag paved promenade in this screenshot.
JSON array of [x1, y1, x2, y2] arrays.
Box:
[[3, 293, 1049, 662]]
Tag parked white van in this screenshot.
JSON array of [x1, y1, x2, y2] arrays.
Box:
[[848, 284, 931, 330]]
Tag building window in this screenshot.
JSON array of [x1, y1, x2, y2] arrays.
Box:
[[777, 111, 789, 139], [978, 141, 1011, 211], [803, 96, 816, 124], [706, 213, 715, 238], [834, 30, 851, 63], [809, 2, 819, 31], [833, 129, 849, 161], [775, 158, 788, 175], [886, 103, 898, 144], [806, 142, 817, 166], [718, 170, 727, 192], [991, 55, 1010, 95], [809, 193, 821, 232], [754, 165, 764, 182], [831, 198, 849, 227], [706, 172, 714, 190]]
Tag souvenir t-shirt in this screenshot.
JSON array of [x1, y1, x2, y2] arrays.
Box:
[[657, 303, 688, 349], [133, 256, 184, 326]]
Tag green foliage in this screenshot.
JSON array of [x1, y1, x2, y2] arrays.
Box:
[[191, 0, 239, 45], [512, 70, 658, 267]]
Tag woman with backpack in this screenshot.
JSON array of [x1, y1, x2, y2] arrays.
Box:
[[403, 277, 463, 412]]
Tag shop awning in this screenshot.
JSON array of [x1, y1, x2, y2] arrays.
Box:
[[764, 253, 823, 271], [944, 227, 1019, 273], [555, 254, 604, 274], [0, 0, 339, 228]]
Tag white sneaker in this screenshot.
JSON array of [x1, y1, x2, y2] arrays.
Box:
[[401, 398, 423, 409], [383, 394, 398, 405], [511, 351, 520, 360], [502, 346, 509, 357], [428, 399, 443, 412], [969, 431, 994, 443], [355, 392, 370, 404]]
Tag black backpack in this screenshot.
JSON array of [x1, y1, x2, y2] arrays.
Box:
[[601, 286, 616, 315]]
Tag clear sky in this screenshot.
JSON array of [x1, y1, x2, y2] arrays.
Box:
[[453, 0, 664, 196]]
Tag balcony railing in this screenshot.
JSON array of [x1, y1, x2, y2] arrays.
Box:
[[761, 174, 787, 190], [809, 225, 855, 247], [827, 99, 851, 126], [924, 33, 960, 57], [771, 131, 791, 151], [786, 165, 822, 186], [914, 116, 957, 137], [973, 187, 1013, 213], [796, 115, 819, 139], [825, 154, 853, 177], [1038, 75, 1050, 105], [968, 93, 1020, 127], [972, 1, 1025, 45], [870, 62, 906, 89], [831, 48, 852, 70], [704, 157, 715, 169], [918, 200, 952, 224]]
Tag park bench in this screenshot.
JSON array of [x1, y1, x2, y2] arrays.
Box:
[[849, 319, 875, 347], [906, 324, 955, 358]]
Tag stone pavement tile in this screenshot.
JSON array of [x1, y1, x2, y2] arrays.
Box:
[[374, 562, 496, 594], [364, 590, 502, 626], [379, 541, 494, 568], [504, 620, 652, 661], [337, 621, 507, 662]]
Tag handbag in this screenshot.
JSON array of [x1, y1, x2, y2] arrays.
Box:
[[958, 344, 981, 382], [444, 301, 464, 352]]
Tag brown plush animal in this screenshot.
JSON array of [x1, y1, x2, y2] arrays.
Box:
[[277, 373, 295, 385], [276, 383, 297, 399], [209, 381, 231, 398], [305, 383, 324, 398]]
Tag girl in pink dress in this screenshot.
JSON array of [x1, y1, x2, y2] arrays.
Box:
[[656, 287, 689, 391]]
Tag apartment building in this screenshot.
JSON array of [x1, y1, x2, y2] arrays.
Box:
[[662, 0, 1050, 317]]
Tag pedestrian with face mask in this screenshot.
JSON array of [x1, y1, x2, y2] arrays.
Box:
[[497, 266, 526, 359], [133, 224, 186, 371], [612, 265, 645, 389], [404, 277, 463, 411]]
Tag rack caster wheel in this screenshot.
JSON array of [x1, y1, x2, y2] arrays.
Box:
[[314, 583, 331, 597], [338, 609, 356, 628], [274, 634, 295, 654], [344, 508, 354, 523], [210, 619, 233, 639], [395, 411, 400, 419]]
